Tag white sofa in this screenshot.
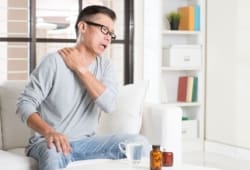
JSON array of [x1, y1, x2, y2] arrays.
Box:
[[0, 80, 182, 170]]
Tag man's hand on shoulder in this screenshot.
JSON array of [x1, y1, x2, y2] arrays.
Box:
[[44, 130, 72, 156], [58, 47, 105, 99], [58, 47, 87, 73]]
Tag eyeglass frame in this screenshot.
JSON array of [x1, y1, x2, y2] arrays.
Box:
[[84, 21, 116, 40]]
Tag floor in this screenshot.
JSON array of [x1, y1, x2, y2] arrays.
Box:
[[183, 151, 250, 170]]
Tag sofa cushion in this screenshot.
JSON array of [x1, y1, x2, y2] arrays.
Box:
[[0, 150, 37, 170], [0, 81, 32, 149], [97, 81, 148, 134]]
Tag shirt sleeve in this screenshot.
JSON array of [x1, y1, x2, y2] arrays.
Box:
[[94, 58, 118, 113], [16, 53, 56, 125]]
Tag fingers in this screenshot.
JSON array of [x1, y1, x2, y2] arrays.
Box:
[[58, 47, 74, 56], [58, 47, 73, 58], [60, 137, 72, 155], [54, 136, 62, 153], [47, 136, 54, 149], [58, 48, 74, 70], [58, 47, 86, 72], [54, 135, 71, 155], [46, 132, 72, 155]]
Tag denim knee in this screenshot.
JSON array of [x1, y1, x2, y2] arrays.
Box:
[[28, 141, 71, 170]]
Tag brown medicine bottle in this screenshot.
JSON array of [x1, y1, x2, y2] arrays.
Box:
[[162, 148, 173, 167], [150, 145, 162, 170]]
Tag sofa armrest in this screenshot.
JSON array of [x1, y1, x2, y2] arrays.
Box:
[[140, 103, 182, 166]]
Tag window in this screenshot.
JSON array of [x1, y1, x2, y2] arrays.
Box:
[[0, 0, 30, 80], [0, 0, 134, 85]]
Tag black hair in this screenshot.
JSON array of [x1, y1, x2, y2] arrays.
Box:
[[75, 5, 116, 37]]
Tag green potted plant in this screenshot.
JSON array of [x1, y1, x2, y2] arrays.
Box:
[[166, 12, 180, 30]]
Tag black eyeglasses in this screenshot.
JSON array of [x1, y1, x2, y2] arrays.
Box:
[[84, 21, 116, 40]]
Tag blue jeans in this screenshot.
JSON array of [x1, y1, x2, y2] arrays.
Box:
[[28, 134, 149, 170]]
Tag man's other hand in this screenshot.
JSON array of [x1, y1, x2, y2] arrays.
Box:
[[44, 130, 72, 155]]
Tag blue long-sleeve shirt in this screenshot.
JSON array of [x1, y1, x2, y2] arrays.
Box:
[[16, 52, 118, 146]]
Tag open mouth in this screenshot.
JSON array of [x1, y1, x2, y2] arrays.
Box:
[[101, 44, 107, 49]]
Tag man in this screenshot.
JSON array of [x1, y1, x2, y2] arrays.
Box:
[[16, 5, 148, 170]]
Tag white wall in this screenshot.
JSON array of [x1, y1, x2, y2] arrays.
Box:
[[206, 0, 250, 149], [143, 0, 162, 103]]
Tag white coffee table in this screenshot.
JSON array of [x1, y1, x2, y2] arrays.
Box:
[[63, 159, 222, 170]]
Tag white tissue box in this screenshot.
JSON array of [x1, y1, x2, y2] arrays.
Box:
[[163, 45, 202, 68]]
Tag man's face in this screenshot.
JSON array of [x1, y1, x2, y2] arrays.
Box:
[[82, 13, 115, 56]]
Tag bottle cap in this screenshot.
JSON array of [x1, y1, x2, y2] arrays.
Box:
[[152, 145, 160, 149]]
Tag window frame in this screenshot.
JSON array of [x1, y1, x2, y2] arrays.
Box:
[[0, 0, 134, 84]]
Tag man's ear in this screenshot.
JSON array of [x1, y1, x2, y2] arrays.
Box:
[[78, 21, 87, 33]]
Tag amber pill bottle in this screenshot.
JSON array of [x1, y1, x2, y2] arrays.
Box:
[[150, 145, 162, 170]]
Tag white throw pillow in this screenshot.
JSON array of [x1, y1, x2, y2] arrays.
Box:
[[97, 81, 148, 135]]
